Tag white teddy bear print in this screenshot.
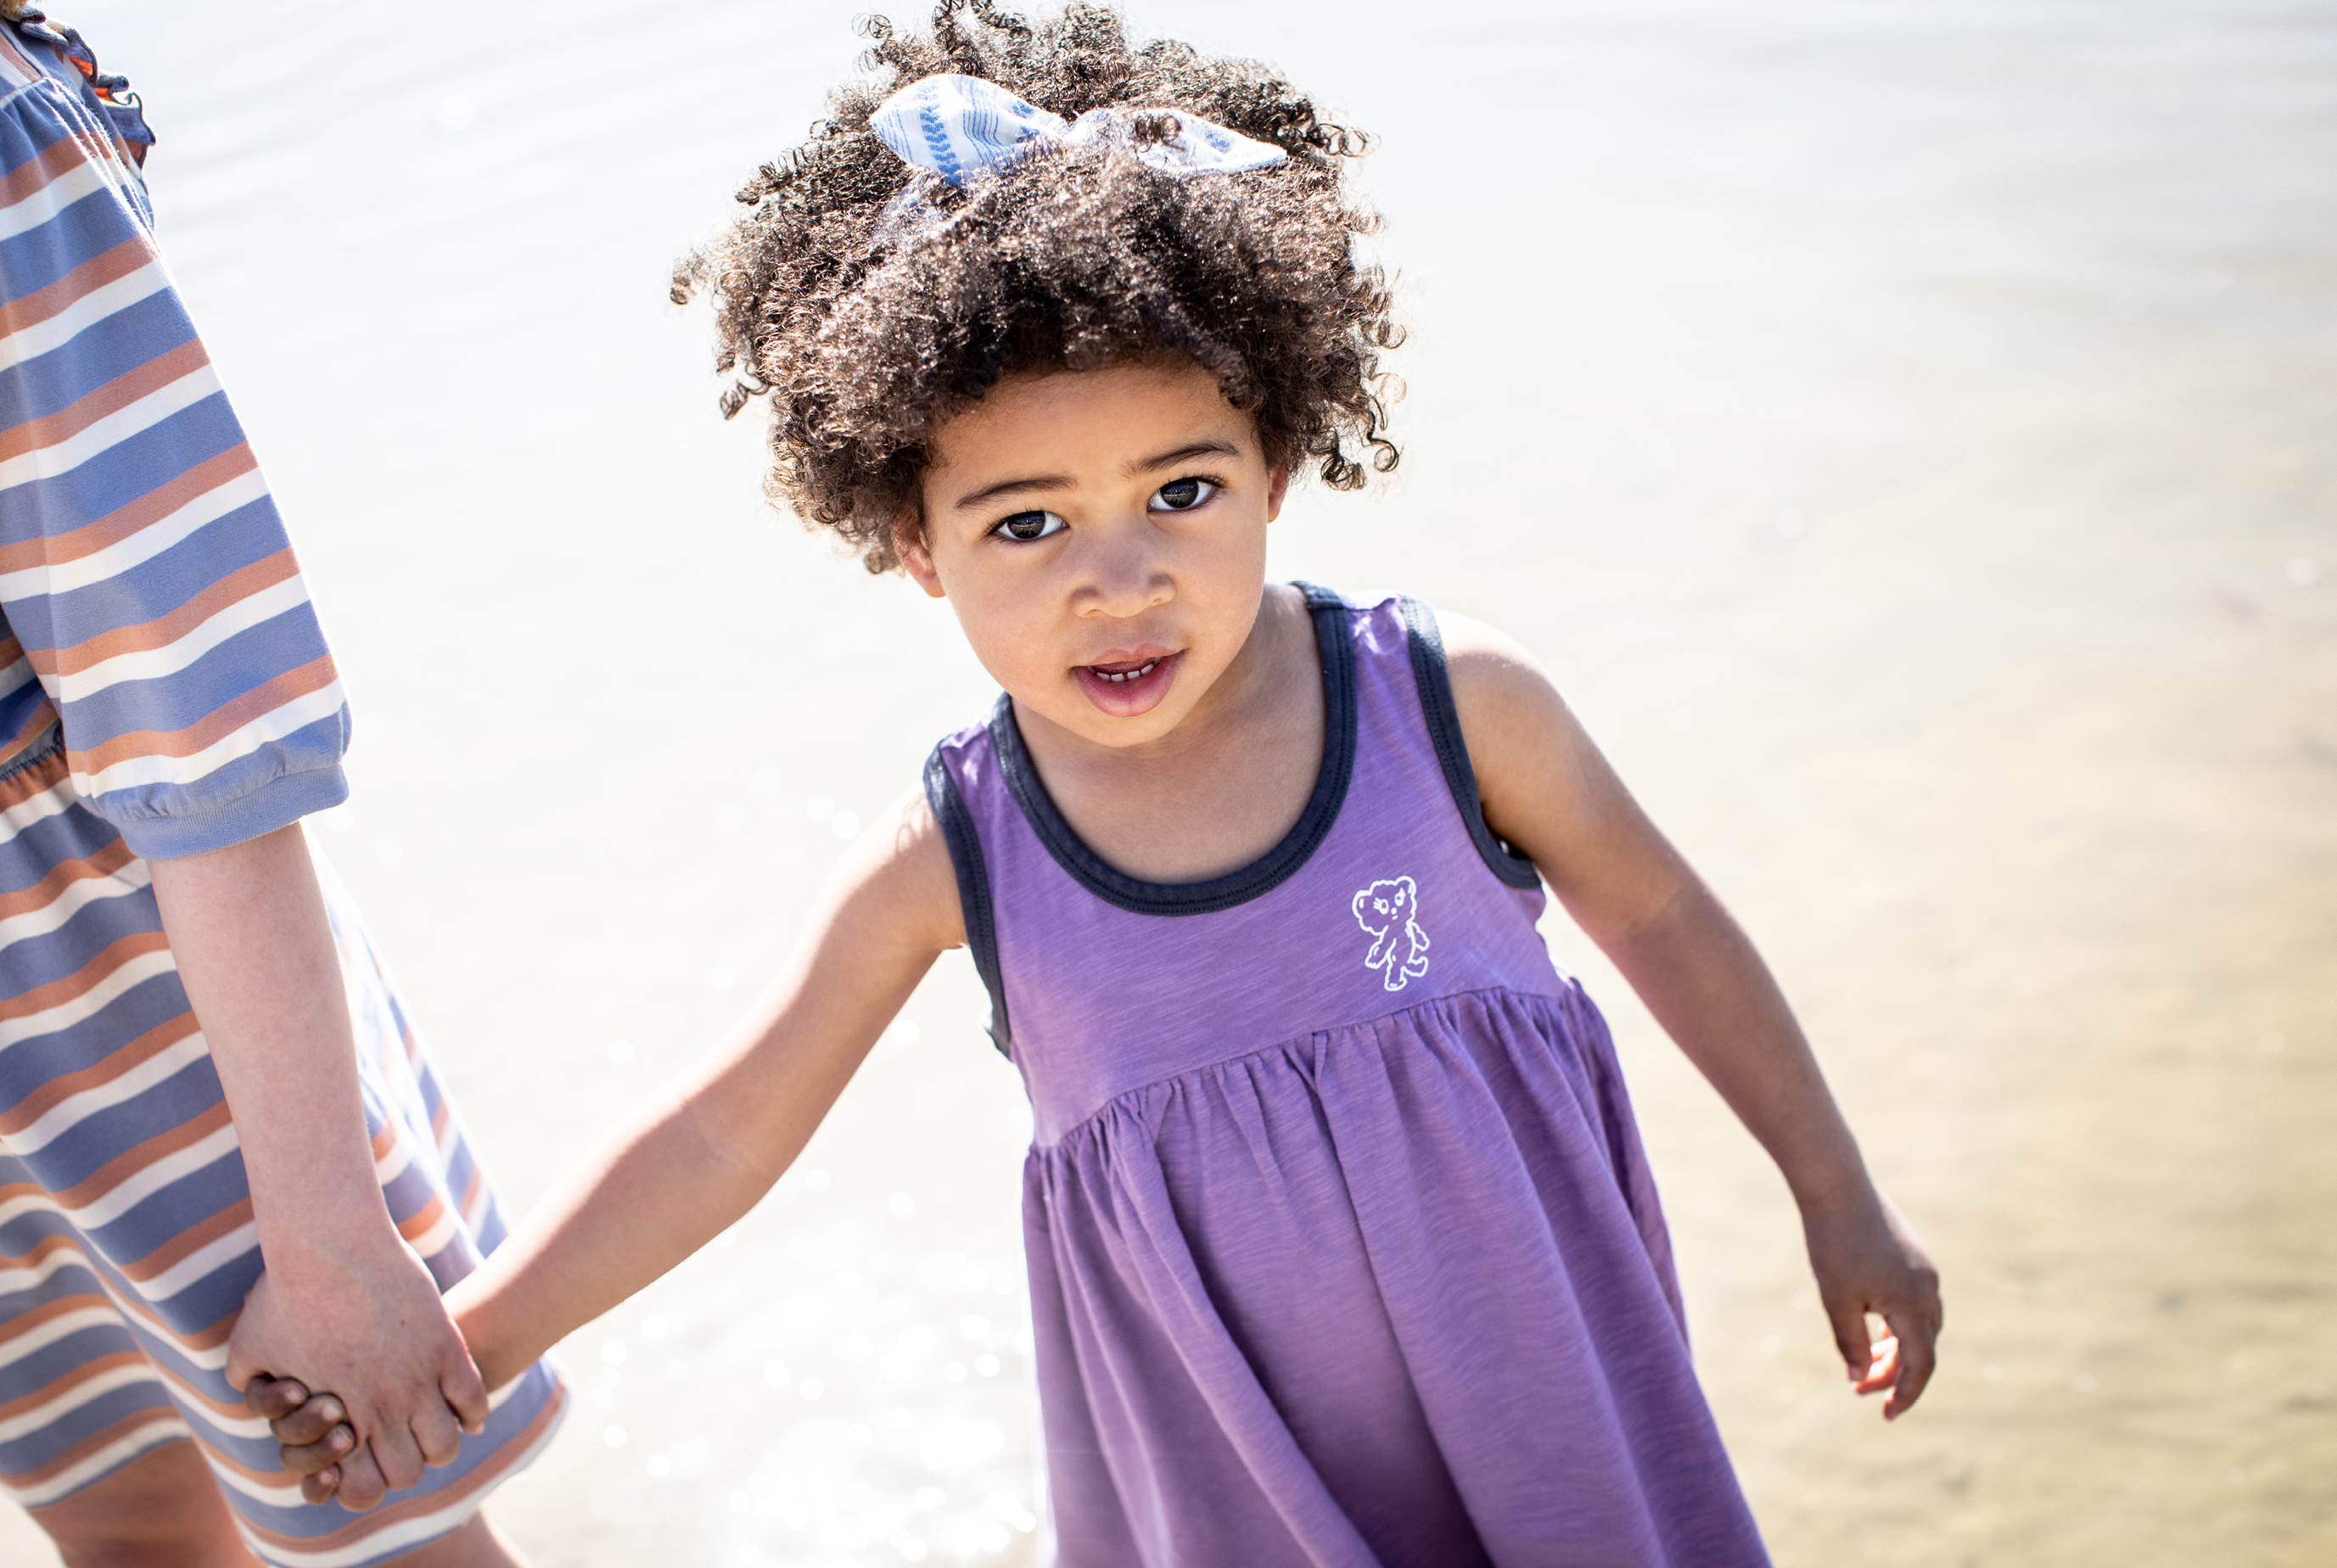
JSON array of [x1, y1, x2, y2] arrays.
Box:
[[1351, 875, 1431, 992]]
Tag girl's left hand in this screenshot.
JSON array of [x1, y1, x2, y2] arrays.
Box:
[[1802, 1189, 1942, 1420]]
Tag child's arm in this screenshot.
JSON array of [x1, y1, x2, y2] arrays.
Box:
[[262, 787, 969, 1507], [1441, 613, 1942, 1418], [160, 827, 490, 1490], [457, 787, 965, 1386]]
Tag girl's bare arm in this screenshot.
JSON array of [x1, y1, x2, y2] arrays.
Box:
[[455, 787, 967, 1392], [257, 785, 968, 1508], [1440, 613, 1942, 1417]]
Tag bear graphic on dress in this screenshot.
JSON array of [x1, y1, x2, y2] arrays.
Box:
[[1351, 875, 1431, 991]]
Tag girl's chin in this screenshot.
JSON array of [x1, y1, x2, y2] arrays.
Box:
[[1073, 652, 1181, 718]]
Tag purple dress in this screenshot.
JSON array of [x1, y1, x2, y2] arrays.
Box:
[[924, 588, 1768, 1567]]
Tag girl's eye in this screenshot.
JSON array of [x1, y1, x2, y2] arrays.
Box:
[[1151, 477, 1219, 512], [993, 509, 1066, 542]]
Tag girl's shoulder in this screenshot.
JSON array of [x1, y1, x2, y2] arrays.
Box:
[[1334, 588, 1568, 748], [1425, 606, 1567, 724], [816, 783, 969, 962], [1381, 596, 1617, 886], [1311, 586, 1595, 882]]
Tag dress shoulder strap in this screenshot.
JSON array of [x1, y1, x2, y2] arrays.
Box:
[[925, 723, 1014, 1054], [1396, 596, 1543, 890]]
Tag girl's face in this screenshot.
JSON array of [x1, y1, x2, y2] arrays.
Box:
[[899, 359, 1287, 752]]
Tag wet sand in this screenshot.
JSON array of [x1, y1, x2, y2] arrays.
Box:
[[7, 1, 2334, 1562]]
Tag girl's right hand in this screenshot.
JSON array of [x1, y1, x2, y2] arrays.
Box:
[[245, 1374, 365, 1505]]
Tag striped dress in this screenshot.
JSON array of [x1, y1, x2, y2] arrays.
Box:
[[0, 16, 564, 1565]]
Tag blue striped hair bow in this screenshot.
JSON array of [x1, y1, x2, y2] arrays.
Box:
[[870, 72, 1287, 189]]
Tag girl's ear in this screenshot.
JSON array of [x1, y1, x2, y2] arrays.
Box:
[[894, 512, 947, 599], [1266, 465, 1291, 524]]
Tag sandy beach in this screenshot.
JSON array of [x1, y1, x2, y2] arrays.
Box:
[[5, 0, 2333, 1562]]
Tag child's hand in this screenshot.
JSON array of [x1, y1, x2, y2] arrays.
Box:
[[244, 1373, 379, 1508], [1802, 1188, 1942, 1420], [224, 1246, 487, 1498]]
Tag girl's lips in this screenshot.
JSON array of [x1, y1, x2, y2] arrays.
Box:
[[1073, 651, 1181, 717]]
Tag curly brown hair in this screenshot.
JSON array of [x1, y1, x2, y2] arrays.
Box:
[[674, 0, 1402, 572]]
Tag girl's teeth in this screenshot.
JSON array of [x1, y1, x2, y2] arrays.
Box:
[[1096, 660, 1157, 684]]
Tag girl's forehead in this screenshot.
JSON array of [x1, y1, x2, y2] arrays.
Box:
[[932, 358, 1246, 464]]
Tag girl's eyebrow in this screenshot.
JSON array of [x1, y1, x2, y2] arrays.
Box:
[[953, 473, 1071, 512], [950, 439, 1241, 513], [1127, 439, 1239, 475]]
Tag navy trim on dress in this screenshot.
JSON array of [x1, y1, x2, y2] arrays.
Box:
[[988, 581, 1359, 917], [1398, 597, 1543, 890], [923, 744, 1013, 1054]]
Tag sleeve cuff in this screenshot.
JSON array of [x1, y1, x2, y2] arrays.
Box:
[[114, 764, 351, 861]]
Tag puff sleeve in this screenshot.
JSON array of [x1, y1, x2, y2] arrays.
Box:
[[0, 25, 350, 860]]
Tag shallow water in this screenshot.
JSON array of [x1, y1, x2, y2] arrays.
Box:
[[6, 1, 2335, 1563]]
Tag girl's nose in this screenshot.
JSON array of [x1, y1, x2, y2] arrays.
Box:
[[1071, 530, 1174, 619]]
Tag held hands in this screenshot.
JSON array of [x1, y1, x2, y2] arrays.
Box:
[[1801, 1186, 1942, 1419], [225, 1240, 490, 1509]]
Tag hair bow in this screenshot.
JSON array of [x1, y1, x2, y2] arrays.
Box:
[[870, 72, 1286, 189]]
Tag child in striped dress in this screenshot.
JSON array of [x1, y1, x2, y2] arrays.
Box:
[[260, 6, 1942, 1562], [0, 10, 563, 1565]]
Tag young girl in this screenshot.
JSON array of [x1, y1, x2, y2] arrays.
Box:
[[245, 4, 1941, 1560]]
